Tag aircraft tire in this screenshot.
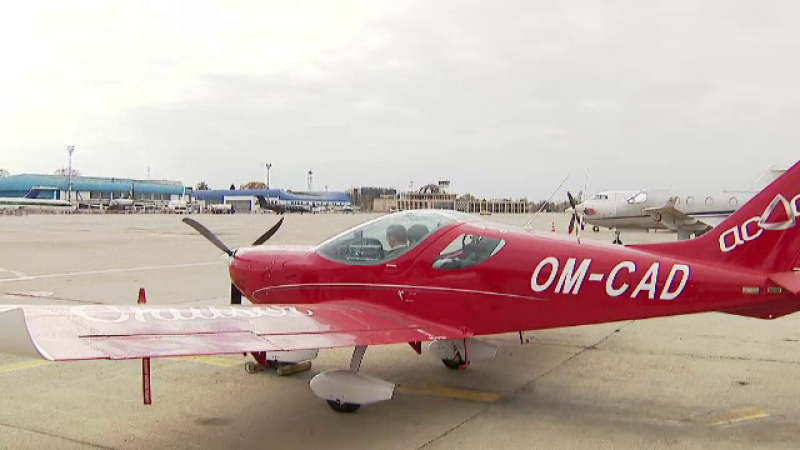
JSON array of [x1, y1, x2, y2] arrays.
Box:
[[244, 362, 259, 374], [326, 400, 361, 413], [593, 226, 600, 232], [441, 357, 466, 370]]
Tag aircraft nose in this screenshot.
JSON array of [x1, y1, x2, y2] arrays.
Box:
[[228, 248, 279, 298]]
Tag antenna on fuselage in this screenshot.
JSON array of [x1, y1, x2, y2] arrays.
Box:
[[524, 173, 570, 231]]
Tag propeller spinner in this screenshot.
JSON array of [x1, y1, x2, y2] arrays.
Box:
[[182, 217, 284, 304]]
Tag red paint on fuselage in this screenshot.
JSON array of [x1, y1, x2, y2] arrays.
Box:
[[229, 217, 791, 337]]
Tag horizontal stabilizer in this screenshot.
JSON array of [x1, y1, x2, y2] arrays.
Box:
[[769, 272, 800, 295], [722, 298, 800, 320]]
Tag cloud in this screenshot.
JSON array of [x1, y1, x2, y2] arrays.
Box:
[[3, 1, 799, 197]]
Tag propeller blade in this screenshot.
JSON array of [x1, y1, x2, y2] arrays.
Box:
[[567, 191, 577, 209], [568, 215, 575, 234], [231, 283, 242, 305], [182, 218, 234, 256], [252, 217, 285, 246]]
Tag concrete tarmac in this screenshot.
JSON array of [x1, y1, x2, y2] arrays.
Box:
[[1, 212, 799, 450]]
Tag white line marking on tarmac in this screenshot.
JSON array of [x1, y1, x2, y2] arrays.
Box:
[[0, 268, 28, 279], [0, 262, 218, 283]]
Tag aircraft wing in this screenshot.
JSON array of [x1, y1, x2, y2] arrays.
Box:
[[0, 303, 469, 361], [642, 198, 714, 232], [693, 216, 725, 228]]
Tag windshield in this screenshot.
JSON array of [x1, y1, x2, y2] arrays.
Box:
[[316, 210, 470, 265], [627, 192, 648, 204]]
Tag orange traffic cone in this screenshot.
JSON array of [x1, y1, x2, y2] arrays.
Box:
[[551, 222, 556, 233], [137, 287, 147, 304]]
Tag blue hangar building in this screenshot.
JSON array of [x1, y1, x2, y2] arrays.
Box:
[[194, 189, 351, 212], [0, 174, 191, 205]]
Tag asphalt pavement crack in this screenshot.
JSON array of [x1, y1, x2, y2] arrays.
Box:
[[0, 422, 118, 450]]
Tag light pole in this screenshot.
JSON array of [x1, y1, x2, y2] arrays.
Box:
[[67, 146, 75, 202], [265, 163, 272, 203]]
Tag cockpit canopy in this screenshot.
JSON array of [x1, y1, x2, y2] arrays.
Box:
[[627, 192, 648, 204], [316, 210, 475, 265]]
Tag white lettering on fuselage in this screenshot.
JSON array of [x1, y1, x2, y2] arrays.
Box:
[[554, 258, 592, 294], [72, 305, 314, 323], [720, 193, 800, 252], [606, 261, 635, 297], [531, 257, 560, 292], [531, 258, 690, 300]]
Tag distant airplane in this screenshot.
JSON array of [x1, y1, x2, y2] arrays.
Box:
[[256, 195, 312, 214], [570, 167, 787, 240], [107, 198, 136, 211], [0, 187, 75, 212]]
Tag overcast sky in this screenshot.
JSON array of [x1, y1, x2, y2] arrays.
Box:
[[1, 1, 798, 198]]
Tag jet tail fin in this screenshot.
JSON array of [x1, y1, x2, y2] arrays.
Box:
[[631, 160, 800, 274]]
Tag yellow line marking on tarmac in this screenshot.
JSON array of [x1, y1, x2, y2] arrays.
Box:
[[705, 407, 770, 426], [173, 356, 242, 367], [396, 384, 502, 403], [0, 360, 52, 373]]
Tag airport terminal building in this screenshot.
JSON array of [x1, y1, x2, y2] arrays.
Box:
[[0, 174, 191, 207], [372, 182, 529, 214], [194, 189, 351, 212]]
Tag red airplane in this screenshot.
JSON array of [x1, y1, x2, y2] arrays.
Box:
[[2, 161, 800, 413]]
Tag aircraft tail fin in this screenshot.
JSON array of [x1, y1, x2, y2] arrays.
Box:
[[631, 160, 800, 274]]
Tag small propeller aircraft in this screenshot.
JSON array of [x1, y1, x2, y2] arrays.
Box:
[[2, 161, 800, 413]]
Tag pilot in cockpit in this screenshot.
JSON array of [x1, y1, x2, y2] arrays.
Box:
[[407, 224, 429, 243], [385, 224, 409, 257]]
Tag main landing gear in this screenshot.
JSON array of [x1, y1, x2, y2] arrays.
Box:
[[310, 345, 394, 413], [244, 350, 318, 376], [441, 356, 466, 370], [429, 339, 498, 370], [247, 339, 500, 413]]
